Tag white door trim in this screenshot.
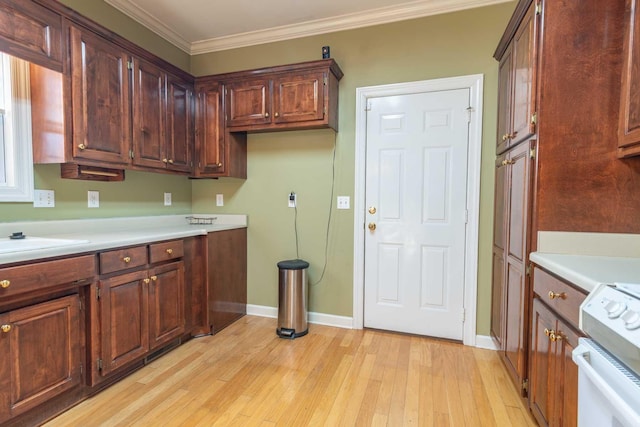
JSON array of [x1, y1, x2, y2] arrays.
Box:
[[352, 74, 483, 346]]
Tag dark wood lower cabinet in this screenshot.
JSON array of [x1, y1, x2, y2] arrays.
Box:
[[0, 295, 82, 424], [207, 229, 247, 333]]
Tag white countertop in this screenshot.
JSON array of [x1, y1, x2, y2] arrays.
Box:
[[529, 252, 640, 293], [0, 214, 247, 265]]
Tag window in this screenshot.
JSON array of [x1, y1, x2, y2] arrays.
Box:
[[0, 53, 34, 202]]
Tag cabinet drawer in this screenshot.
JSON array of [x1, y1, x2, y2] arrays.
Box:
[[533, 267, 586, 328], [149, 240, 184, 264], [0, 255, 95, 298], [99, 246, 148, 274]]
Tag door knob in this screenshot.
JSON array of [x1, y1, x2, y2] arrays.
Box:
[[368, 206, 377, 214], [368, 223, 376, 231]]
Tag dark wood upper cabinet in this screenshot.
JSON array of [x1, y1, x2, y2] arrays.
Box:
[[69, 25, 132, 166], [222, 59, 342, 132], [166, 75, 194, 173], [0, 0, 63, 71], [194, 81, 247, 178], [495, 1, 538, 154], [619, 0, 640, 157]]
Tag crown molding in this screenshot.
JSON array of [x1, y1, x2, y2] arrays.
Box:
[[105, 0, 512, 55], [105, 0, 192, 53]]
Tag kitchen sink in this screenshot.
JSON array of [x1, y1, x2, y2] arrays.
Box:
[[0, 236, 89, 254]]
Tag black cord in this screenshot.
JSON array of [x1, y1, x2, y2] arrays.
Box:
[[311, 133, 337, 286], [294, 200, 299, 259]]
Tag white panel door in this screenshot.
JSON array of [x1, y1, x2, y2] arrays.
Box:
[[364, 88, 470, 340]]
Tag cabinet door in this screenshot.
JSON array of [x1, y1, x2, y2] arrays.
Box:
[[272, 71, 324, 124], [132, 58, 166, 169], [619, 0, 640, 157], [148, 261, 185, 350], [0, 0, 63, 71], [166, 75, 194, 172], [99, 270, 149, 376], [553, 319, 579, 427], [529, 298, 555, 427], [195, 83, 225, 176], [502, 141, 535, 392], [491, 154, 508, 348], [207, 229, 247, 333], [510, 1, 538, 146], [225, 78, 271, 127], [496, 49, 513, 154], [0, 295, 81, 422], [69, 26, 131, 165]]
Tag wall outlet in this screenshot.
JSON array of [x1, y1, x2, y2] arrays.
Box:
[[216, 193, 224, 206], [288, 192, 296, 208], [88, 191, 99, 208], [337, 196, 350, 209], [164, 192, 172, 206], [33, 189, 55, 208]]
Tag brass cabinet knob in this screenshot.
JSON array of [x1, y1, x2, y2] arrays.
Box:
[[550, 332, 562, 342], [274, 112, 279, 118], [143, 278, 150, 284], [166, 248, 173, 255], [123, 256, 131, 263], [265, 112, 270, 118], [368, 206, 377, 215], [544, 328, 553, 337], [78, 144, 86, 150], [168, 159, 174, 164], [368, 223, 376, 231], [162, 158, 168, 163], [501, 134, 509, 141], [1, 324, 11, 333], [0, 279, 9, 289], [150, 275, 157, 281], [501, 159, 515, 166], [548, 291, 566, 300], [217, 162, 223, 167]]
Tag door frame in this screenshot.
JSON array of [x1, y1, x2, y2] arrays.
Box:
[[353, 74, 483, 346]]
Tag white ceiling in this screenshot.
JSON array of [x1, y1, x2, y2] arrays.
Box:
[[105, 0, 511, 54]]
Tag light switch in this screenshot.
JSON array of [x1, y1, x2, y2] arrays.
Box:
[[216, 194, 224, 206], [337, 196, 350, 210], [88, 191, 99, 208], [164, 192, 172, 206]]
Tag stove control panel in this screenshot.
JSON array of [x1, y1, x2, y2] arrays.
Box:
[[582, 283, 640, 334]]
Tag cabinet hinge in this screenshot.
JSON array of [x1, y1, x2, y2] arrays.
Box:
[[97, 359, 103, 371], [535, 1, 541, 15], [79, 299, 83, 311], [323, 106, 326, 116], [461, 308, 466, 323], [464, 209, 469, 224], [531, 112, 537, 126], [522, 378, 529, 393], [130, 149, 134, 159], [127, 60, 133, 70], [465, 106, 472, 123], [526, 263, 532, 276], [529, 146, 536, 160], [96, 285, 101, 300], [80, 363, 83, 375], [323, 76, 328, 86]]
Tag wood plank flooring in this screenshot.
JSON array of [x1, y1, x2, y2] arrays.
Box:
[[45, 316, 537, 426]]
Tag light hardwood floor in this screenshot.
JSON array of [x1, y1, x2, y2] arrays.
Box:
[[45, 316, 537, 426]]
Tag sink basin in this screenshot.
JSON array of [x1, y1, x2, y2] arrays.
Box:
[[0, 237, 89, 254]]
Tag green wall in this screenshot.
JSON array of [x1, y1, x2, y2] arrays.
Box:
[[191, 2, 516, 334]]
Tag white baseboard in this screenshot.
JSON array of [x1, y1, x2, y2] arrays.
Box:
[[246, 304, 353, 329], [475, 335, 498, 350]]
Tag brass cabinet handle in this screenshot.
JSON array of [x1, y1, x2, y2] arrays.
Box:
[[0, 279, 10, 289], [123, 256, 131, 263], [274, 112, 279, 118], [501, 159, 515, 166], [166, 248, 173, 255], [150, 275, 157, 281], [162, 158, 168, 163], [548, 291, 566, 300], [143, 278, 150, 284], [168, 159, 174, 164], [217, 162, 223, 168], [368, 223, 376, 231], [550, 332, 562, 342], [544, 328, 553, 337], [265, 112, 270, 118], [78, 144, 86, 150], [1, 324, 11, 333], [501, 134, 509, 141]]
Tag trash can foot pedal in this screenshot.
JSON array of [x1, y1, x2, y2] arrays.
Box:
[[276, 328, 308, 339]]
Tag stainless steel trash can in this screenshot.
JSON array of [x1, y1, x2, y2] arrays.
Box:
[[276, 259, 309, 338]]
